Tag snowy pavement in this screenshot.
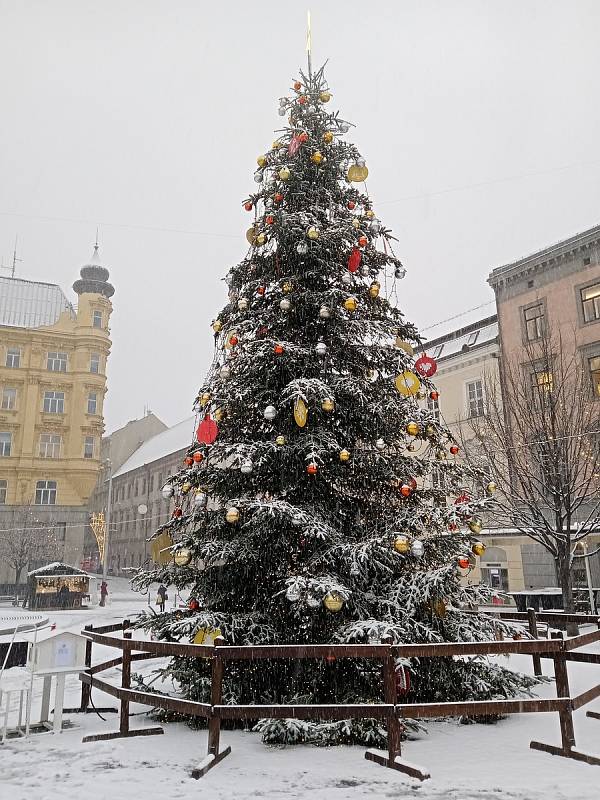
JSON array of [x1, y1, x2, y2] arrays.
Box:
[[1, 587, 600, 799]]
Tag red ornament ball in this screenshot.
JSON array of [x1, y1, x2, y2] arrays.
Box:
[[184, 456, 193, 466], [172, 508, 183, 519], [274, 193, 284, 203], [244, 201, 253, 212], [409, 477, 418, 491], [395, 665, 411, 697], [415, 355, 438, 377], [307, 463, 318, 475], [450, 445, 459, 455], [196, 414, 219, 445], [457, 556, 470, 570], [257, 286, 266, 296], [358, 235, 368, 247], [299, 95, 308, 105], [192, 451, 203, 463], [274, 344, 284, 355], [265, 215, 275, 225], [400, 484, 412, 497], [454, 493, 471, 506], [293, 81, 302, 91], [430, 390, 439, 401], [347, 200, 356, 210], [229, 335, 239, 346], [347, 247, 361, 273], [298, 131, 309, 143]]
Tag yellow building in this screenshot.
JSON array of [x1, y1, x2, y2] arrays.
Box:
[[0, 246, 114, 585]]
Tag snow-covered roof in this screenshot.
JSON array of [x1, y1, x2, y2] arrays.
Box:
[[113, 416, 196, 477], [28, 562, 89, 577], [417, 315, 498, 362], [0, 277, 75, 328], [419, 301, 496, 341]]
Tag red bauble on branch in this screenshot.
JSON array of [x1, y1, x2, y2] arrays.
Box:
[[414, 354, 438, 377], [196, 414, 219, 445], [396, 666, 411, 697], [347, 248, 361, 273], [288, 135, 302, 156]]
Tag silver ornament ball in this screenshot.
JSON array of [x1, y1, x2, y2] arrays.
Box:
[[264, 405, 277, 421], [315, 342, 327, 356]]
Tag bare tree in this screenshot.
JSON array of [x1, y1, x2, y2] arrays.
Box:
[[0, 506, 60, 589], [462, 325, 600, 629]]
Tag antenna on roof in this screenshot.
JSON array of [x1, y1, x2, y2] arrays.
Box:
[[11, 236, 22, 278]]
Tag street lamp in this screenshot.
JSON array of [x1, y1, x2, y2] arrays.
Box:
[[102, 460, 114, 584]]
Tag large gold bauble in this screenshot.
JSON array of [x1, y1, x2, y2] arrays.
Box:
[[255, 232, 266, 246], [272, 140, 282, 149], [275, 435, 286, 446], [322, 398, 335, 412], [319, 91, 332, 103], [246, 226, 258, 245], [311, 151, 323, 164], [406, 422, 419, 436], [323, 591, 344, 612], [395, 338, 414, 355], [344, 297, 357, 312], [395, 371, 421, 396], [472, 541, 486, 557], [339, 449, 351, 462], [323, 131, 334, 143], [200, 392, 211, 406], [214, 407, 225, 422], [468, 517, 483, 534], [369, 281, 380, 298], [486, 481, 497, 495], [393, 534, 411, 554], [174, 548, 193, 567], [307, 226, 320, 240], [347, 164, 369, 182], [426, 424, 436, 437], [365, 209, 375, 219], [181, 482, 192, 494], [257, 155, 267, 167], [279, 167, 291, 180], [351, 218, 360, 229], [212, 320, 223, 333], [225, 507, 240, 524], [282, 281, 293, 293], [294, 397, 308, 428]]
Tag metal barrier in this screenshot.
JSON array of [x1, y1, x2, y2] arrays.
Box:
[[78, 612, 600, 781]]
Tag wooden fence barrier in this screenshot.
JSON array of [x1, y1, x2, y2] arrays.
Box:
[[78, 610, 600, 782]]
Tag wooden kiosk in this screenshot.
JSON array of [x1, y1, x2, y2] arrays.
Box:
[[26, 563, 90, 610]]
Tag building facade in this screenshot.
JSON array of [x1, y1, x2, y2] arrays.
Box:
[[0, 246, 114, 583]]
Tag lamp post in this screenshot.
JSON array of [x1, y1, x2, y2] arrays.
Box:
[[102, 460, 114, 584]]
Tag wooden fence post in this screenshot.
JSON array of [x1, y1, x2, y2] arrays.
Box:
[[527, 608, 542, 677], [120, 620, 132, 736], [207, 635, 225, 757], [381, 637, 401, 764], [80, 624, 93, 711], [551, 631, 575, 752]]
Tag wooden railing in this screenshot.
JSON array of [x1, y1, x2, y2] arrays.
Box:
[[78, 611, 600, 781]]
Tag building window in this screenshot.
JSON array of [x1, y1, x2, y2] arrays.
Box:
[[141, 477, 146, 495], [127, 483, 131, 499], [87, 392, 97, 414], [427, 395, 440, 422], [39, 433, 62, 459], [92, 310, 103, 329], [35, 480, 57, 505], [84, 436, 95, 459], [589, 356, 600, 397], [148, 473, 154, 492], [524, 303, 545, 341], [43, 391, 65, 414], [581, 283, 600, 324], [90, 353, 100, 374], [431, 344, 444, 359], [584, 257, 591, 266], [56, 522, 66, 542], [531, 369, 553, 408], [5, 347, 20, 368], [466, 380, 485, 418], [1, 387, 16, 410], [0, 432, 12, 457], [0, 480, 6, 504], [466, 331, 479, 346], [47, 351, 68, 372]]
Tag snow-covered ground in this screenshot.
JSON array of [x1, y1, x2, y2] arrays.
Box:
[[1, 579, 600, 800]]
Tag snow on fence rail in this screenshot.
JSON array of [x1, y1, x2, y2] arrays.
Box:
[[78, 611, 600, 782]]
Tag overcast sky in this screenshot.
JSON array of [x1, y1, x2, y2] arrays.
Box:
[[1, 1, 599, 433]]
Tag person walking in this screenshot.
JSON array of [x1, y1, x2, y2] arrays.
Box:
[[99, 580, 108, 607], [156, 584, 168, 612]]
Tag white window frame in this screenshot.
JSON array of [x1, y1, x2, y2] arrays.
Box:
[[83, 436, 95, 459], [0, 432, 12, 457], [39, 433, 62, 459], [47, 351, 68, 372], [0, 479, 6, 504], [90, 353, 100, 374], [35, 480, 57, 505], [466, 379, 485, 418], [5, 347, 20, 368], [87, 392, 98, 414], [92, 310, 103, 329], [43, 391, 65, 414], [1, 387, 17, 410]]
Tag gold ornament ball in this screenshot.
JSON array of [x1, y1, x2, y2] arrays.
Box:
[[319, 91, 332, 103], [257, 154, 267, 167], [472, 541, 486, 557], [347, 164, 369, 182], [214, 407, 225, 422], [181, 481, 192, 494], [225, 507, 240, 524], [486, 481, 497, 495], [365, 209, 375, 219], [255, 232, 266, 246], [272, 140, 282, 150], [339, 448, 351, 462], [200, 392, 211, 406], [369, 281, 380, 298], [351, 218, 360, 229], [406, 422, 419, 436], [282, 281, 293, 293], [393, 534, 411, 554], [275, 435, 286, 446], [311, 151, 323, 164], [323, 131, 334, 143], [307, 226, 320, 240], [174, 548, 193, 567], [468, 517, 483, 534], [322, 398, 335, 412], [435, 449, 447, 461], [212, 320, 223, 333], [426, 424, 436, 437], [323, 591, 344, 612], [344, 297, 357, 312], [279, 167, 291, 180]]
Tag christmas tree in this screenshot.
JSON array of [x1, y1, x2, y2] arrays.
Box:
[[133, 64, 537, 746]]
